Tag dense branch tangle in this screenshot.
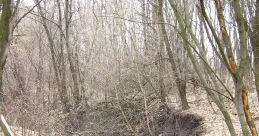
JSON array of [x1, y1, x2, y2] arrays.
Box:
[[0, 0, 257, 135]]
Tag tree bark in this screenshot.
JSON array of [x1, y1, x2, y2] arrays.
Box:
[[158, 0, 189, 109], [232, 0, 257, 135], [169, 0, 237, 135], [154, 0, 167, 106], [0, 0, 15, 135], [64, 0, 81, 107], [0, 0, 12, 102], [35, 0, 71, 113], [252, 0, 259, 106]]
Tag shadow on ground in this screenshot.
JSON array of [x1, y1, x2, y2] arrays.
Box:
[[66, 100, 204, 136]]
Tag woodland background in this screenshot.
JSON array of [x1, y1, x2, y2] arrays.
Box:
[[0, 0, 258, 136]]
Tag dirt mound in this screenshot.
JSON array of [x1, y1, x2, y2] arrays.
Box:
[[162, 112, 203, 136], [136, 104, 204, 136]]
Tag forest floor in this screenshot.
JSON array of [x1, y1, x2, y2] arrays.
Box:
[[2, 87, 259, 136], [169, 88, 259, 136]]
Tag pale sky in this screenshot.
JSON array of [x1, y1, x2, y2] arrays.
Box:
[[22, 0, 35, 6]]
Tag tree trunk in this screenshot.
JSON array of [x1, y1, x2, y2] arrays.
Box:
[[178, 80, 189, 109], [35, 0, 71, 113], [0, 0, 12, 102], [232, 0, 257, 135], [0, 0, 15, 135], [169, 1, 237, 135], [154, 0, 167, 106], [64, 0, 81, 107], [252, 0, 259, 105], [157, 0, 189, 109], [234, 79, 250, 136]]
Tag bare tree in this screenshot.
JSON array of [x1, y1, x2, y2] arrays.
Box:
[[157, 0, 189, 110]]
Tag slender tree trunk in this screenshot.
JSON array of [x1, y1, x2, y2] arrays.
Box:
[[64, 0, 81, 107], [36, 32, 44, 108], [157, 0, 189, 109], [142, 0, 149, 56], [0, 0, 12, 103], [153, 0, 167, 106], [35, 0, 71, 113], [0, 0, 15, 135], [168, 1, 237, 135], [233, 78, 250, 136], [57, 0, 69, 113], [252, 0, 259, 105], [198, 0, 257, 135], [232, 0, 257, 135], [0, 114, 15, 136]]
